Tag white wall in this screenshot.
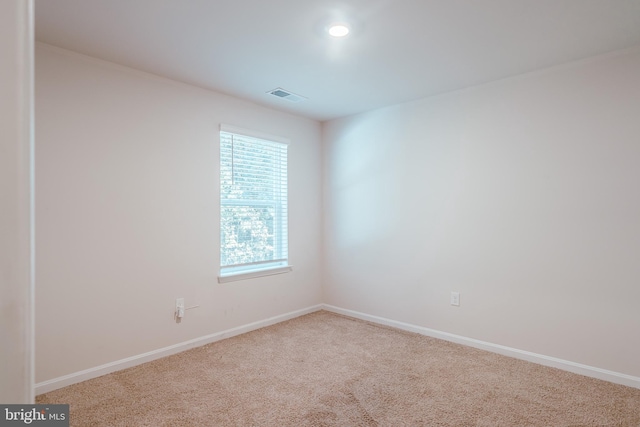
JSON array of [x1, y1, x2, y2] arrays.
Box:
[[0, 0, 34, 403], [323, 48, 640, 378], [35, 44, 323, 383]]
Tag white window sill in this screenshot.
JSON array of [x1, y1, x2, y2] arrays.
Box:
[[218, 265, 293, 284]]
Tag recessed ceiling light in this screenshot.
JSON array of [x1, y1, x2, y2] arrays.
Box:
[[328, 24, 350, 37]]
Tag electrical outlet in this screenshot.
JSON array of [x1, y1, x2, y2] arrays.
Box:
[[176, 298, 185, 318], [450, 292, 460, 306]]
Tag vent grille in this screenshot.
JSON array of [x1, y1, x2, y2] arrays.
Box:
[[267, 88, 306, 103]]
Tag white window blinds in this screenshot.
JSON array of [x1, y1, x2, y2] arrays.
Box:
[[220, 126, 289, 277]]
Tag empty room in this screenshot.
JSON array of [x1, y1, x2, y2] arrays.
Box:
[[2, 0, 640, 425]]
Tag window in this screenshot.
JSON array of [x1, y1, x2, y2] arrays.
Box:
[[218, 125, 291, 282]]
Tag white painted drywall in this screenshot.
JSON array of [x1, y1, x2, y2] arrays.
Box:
[[323, 48, 640, 378], [0, 0, 35, 403], [35, 44, 323, 383]]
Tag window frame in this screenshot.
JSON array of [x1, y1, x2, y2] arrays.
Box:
[[217, 124, 292, 283]]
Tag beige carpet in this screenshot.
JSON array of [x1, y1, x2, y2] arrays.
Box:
[[37, 311, 640, 426]]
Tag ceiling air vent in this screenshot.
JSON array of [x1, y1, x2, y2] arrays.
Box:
[[267, 87, 306, 103]]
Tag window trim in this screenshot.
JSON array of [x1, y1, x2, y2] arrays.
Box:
[[218, 124, 291, 283], [219, 124, 289, 146], [218, 265, 293, 284]]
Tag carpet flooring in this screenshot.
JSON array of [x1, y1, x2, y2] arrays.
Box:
[[37, 311, 640, 426]]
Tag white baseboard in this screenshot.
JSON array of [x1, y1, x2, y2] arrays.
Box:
[[35, 304, 323, 395], [36, 303, 639, 394], [322, 304, 640, 390]]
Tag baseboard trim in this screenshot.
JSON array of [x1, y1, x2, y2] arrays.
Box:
[[35, 304, 323, 395], [36, 303, 640, 394], [322, 304, 640, 390]]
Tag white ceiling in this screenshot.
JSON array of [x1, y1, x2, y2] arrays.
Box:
[[35, 0, 640, 122]]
